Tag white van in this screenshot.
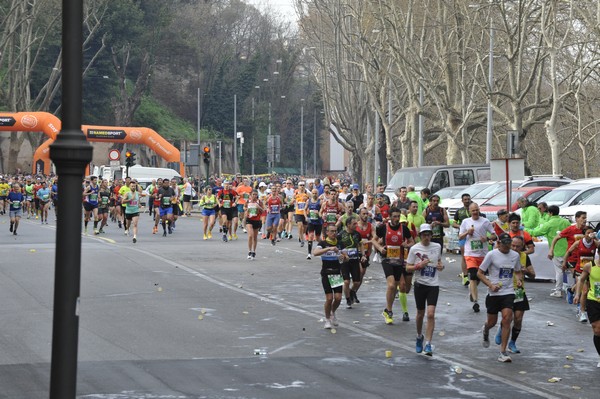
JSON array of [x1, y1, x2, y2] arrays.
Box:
[[92, 165, 181, 185], [385, 164, 490, 201]]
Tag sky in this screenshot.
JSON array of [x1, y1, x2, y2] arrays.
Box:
[[245, 0, 299, 24]]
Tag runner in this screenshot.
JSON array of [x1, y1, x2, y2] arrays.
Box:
[[0, 177, 9, 214], [423, 194, 449, 250], [170, 178, 181, 231], [150, 179, 163, 234], [452, 193, 473, 286], [51, 177, 58, 220], [478, 232, 523, 363], [371, 207, 415, 324], [118, 177, 132, 231], [459, 202, 497, 313], [280, 180, 295, 239], [157, 178, 176, 237], [217, 180, 239, 242], [313, 224, 343, 329], [244, 190, 264, 260], [293, 181, 310, 247], [265, 184, 283, 245], [122, 180, 144, 243], [573, 252, 600, 368], [494, 235, 535, 354], [8, 183, 24, 235], [337, 215, 366, 309], [182, 177, 194, 216], [406, 224, 444, 356], [356, 207, 374, 283], [24, 178, 34, 219], [199, 186, 218, 240], [82, 176, 100, 235], [97, 179, 111, 233], [36, 181, 51, 224], [236, 178, 253, 235], [305, 188, 323, 259], [257, 182, 269, 238]]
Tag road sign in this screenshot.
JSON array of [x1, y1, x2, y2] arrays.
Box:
[[108, 149, 121, 161], [109, 160, 120, 167]]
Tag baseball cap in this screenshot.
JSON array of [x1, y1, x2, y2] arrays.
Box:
[[498, 233, 512, 244], [352, 184, 360, 190], [419, 223, 432, 233], [259, 182, 267, 187]]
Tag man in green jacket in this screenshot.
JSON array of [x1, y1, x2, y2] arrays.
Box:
[[528, 205, 570, 297], [517, 197, 540, 231]]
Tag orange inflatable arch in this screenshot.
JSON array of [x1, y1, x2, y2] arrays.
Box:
[[0, 112, 184, 175]]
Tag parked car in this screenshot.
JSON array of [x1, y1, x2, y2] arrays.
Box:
[[517, 175, 572, 188], [560, 186, 600, 231], [443, 181, 499, 217], [479, 186, 554, 221], [433, 185, 469, 202], [534, 181, 600, 209]]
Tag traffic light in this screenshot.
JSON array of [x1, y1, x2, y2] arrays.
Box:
[[203, 146, 210, 164], [125, 151, 136, 167]]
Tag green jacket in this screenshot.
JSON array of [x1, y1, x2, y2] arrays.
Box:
[[528, 215, 570, 257], [521, 205, 541, 231]]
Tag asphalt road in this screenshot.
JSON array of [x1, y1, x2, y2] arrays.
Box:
[[0, 211, 598, 398]]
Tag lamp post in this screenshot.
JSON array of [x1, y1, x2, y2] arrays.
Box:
[[300, 99, 304, 176], [233, 94, 238, 174], [313, 109, 317, 175], [486, 16, 494, 164]]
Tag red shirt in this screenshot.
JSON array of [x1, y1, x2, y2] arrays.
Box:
[[266, 195, 283, 214], [560, 225, 584, 263]]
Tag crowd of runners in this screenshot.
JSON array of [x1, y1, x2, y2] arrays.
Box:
[[1, 172, 599, 365]]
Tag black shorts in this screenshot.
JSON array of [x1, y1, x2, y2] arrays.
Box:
[[125, 212, 139, 220], [83, 202, 98, 212], [172, 204, 180, 216], [414, 282, 440, 310], [468, 268, 480, 281], [513, 294, 530, 312], [98, 207, 109, 215], [382, 259, 410, 281], [321, 274, 344, 294], [247, 219, 262, 230], [183, 194, 191, 203], [295, 214, 307, 224], [486, 294, 515, 315], [341, 259, 361, 282], [587, 299, 600, 324], [307, 223, 323, 236], [221, 208, 234, 221]]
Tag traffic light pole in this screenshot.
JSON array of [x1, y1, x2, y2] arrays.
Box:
[[126, 165, 129, 178]]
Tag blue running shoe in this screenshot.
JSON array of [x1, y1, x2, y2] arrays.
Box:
[[416, 335, 424, 353], [424, 343, 433, 356], [508, 340, 520, 354], [495, 326, 502, 345]]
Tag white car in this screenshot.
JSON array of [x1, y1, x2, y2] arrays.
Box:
[[559, 187, 600, 229]]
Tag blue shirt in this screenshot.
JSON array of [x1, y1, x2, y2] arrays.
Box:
[[37, 188, 51, 202], [8, 191, 24, 210]]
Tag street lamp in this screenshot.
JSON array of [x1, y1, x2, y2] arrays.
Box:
[[300, 99, 304, 176]]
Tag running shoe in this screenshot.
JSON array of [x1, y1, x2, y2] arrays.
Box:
[[495, 326, 502, 345], [351, 290, 360, 304], [324, 319, 332, 329], [346, 297, 353, 309], [133, 237, 137, 244], [262, 234, 267, 239], [203, 234, 207, 240], [416, 335, 424, 353], [247, 252, 252, 260], [232, 234, 238, 240], [306, 254, 312, 260], [300, 240, 305, 247], [331, 312, 339, 326], [99, 228, 104, 234], [382, 309, 393, 325], [243, 228, 247, 233], [473, 302, 480, 313], [162, 232, 167, 237], [550, 290, 562, 298], [424, 343, 433, 356], [271, 239, 276, 246], [9, 224, 13, 232], [168, 227, 173, 235], [251, 252, 256, 260], [463, 274, 469, 286], [498, 352, 512, 363], [482, 325, 490, 348], [222, 234, 227, 242], [124, 229, 129, 236], [288, 234, 293, 240], [208, 231, 212, 239], [94, 229, 99, 235], [579, 311, 588, 323], [402, 312, 409, 322], [508, 340, 520, 354], [13, 231, 17, 235], [597, 362, 600, 368], [45, 221, 49, 225], [276, 237, 282, 242]]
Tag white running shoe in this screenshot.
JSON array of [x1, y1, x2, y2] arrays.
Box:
[[306, 254, 312, 260], [331, 312, 339, 326], [498, 352, 512, 363], [579, 311, 588, 323], [550, 290, 562, 297], [323, 319, 332, 329]]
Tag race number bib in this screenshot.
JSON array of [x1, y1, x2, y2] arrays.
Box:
[[162, 196, 171, 206], [514, 287, 525, 303], [387, 246, 401, 259], [498, 267, 513, 281], [309, 210, 319, 220], [327, 274, 344, 288], [326, 213, 337, 223], [594, 282, 600, 299], [470, 240, 483, 250], [101, 197, 109, 205], [223, 200, 231, 209], [243, 193, 249, 200], [42, 194, 49, 201], [421, 265, 436, 278], [130, 199, 138, 206], [89, 194, 98, 202], [270, 204, 280, 214], [346, 248, 359, 259], [248, 204, 258, 217], [12, 200, 21, 208], [297, 202, 306, 210]]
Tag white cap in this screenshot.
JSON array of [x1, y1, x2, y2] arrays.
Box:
[[419, 224, 432, 234], [259, 182, 267, 187]]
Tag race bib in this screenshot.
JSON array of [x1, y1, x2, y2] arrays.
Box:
[[130, 200, 138, 206], [42, 194, 49, 201], [514, 287, 525, 303], [248, 204, 258, 217], [101, 197, 109, 205], [594, 282, 600, 299], [243, 193, 249, 200], [326, 213, 337, 223], [347, 248, 359, 259], [12, 200, 21, 208], [498, 267, 513, 280], [309, 210, 319, 220], [270, 204, 280, 213], [421, 265, 436, 278], [89, 193, 97, 202], [470, 240, 483, 250], [162, 196, 171, 206], [327, 274, 344, 288], [432, 224, 442, 237], [223, 200, 231, 208], [297, 202, 306, 210], [387, 246, 401, 259]]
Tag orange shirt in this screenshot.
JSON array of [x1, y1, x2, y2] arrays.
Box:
[[294, 190, 310, 215], [236, 185, 252, 205]]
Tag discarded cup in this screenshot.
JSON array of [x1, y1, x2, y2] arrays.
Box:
[[385, 350, 392, 358], [548, 377, 562, 383], [450, 366, 463, 374], [546, 321, 555, 326]]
